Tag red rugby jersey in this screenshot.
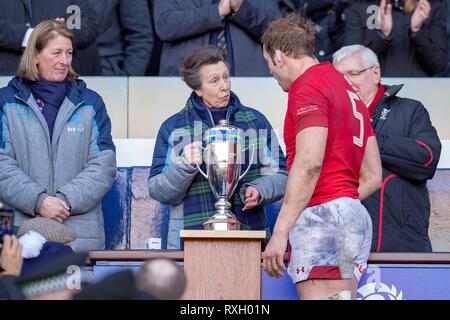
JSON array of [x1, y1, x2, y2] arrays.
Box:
[[284, 62, 374, 207]]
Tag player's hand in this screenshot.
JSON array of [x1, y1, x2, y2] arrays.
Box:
[[262, 232, 287, 278], [0, 235, 23, 276], [411, 0, 430, 32], [182, 141, 203, 166], [37, 196, 70, 223], [378, 0, 393, 37], [242, 186, 260, 211]]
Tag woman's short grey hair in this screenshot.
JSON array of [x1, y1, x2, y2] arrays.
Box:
[[332, 45, 379, 68], [180, 45, 230, 90]]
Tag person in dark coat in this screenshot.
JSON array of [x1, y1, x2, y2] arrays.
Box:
[[0, 0, 101, 76], [152, 0, 281, 76], [344, 0, 448, 77], [277, 0, 301, 16], [333, 44, 442, 252], [91, 0, 154, 76]]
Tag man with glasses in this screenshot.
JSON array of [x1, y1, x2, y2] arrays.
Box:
[[333, 44, 442, 252]]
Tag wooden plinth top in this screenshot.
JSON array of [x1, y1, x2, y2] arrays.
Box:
[[180, 230, 266, 239]]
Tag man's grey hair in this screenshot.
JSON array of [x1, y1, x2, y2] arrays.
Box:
[[332, 45, 379, 68]]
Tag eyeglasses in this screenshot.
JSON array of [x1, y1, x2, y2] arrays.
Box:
[[344, 65, 375, 78]]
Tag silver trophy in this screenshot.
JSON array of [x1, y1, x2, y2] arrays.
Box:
[[196, 120, 254, 230]]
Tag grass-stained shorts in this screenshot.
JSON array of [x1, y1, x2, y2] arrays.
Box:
[[288, 197, 372, 284]]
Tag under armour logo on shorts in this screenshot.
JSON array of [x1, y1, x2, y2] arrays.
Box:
[[296, 267, 305, 274]]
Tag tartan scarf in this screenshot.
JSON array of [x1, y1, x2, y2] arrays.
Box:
[[172, 92, 271, 238]]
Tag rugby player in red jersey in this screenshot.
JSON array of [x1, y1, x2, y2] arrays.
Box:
[[261, 14, 382, 300]]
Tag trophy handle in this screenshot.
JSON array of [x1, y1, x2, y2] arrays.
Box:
[[195, 145, 208, 179], [239, 144, 255, 181]]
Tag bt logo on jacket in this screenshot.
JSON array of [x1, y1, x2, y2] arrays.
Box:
[[67, 127, 86, 134]]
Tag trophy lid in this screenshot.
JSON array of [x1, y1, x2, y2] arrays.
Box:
[[205, 119, 242, 144]]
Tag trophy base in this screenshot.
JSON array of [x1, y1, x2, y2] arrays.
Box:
[[203, 217, 242, 231]]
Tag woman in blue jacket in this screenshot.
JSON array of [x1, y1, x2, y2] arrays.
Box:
[[148, 45, 287, 249], [0, 21, 116, 252]]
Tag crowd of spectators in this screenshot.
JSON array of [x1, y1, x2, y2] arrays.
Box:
[[0, 0, 448, 77]]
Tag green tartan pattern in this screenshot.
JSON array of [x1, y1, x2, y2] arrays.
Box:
[[234, 111, 257, 122]]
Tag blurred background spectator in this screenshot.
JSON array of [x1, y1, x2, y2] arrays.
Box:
[[277, 1, 350, 62], [146, 0, 163, 76], [277, 0, 302, 15], [135, 259, 186, 300], [91, 0, 154, 76], [302, 0, 350, 62], [73, 268, 155, 300], [152, 0, 281, 76], [73, 258, 185, 300], [18, 217, 76, 277], [0, 0, 101, 76], [0, 235, 25, 300], [344, 0, 448, 77]]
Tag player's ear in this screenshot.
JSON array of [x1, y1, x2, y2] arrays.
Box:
[[274, 49, 282, 64]]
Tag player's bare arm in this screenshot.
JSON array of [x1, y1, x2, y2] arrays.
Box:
[[358, 136, 382, 200], [263, 127, 327, 278]]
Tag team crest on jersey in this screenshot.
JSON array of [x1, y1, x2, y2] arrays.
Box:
[[379, 108, 390, 121]]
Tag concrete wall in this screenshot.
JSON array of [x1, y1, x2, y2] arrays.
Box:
[[2, 76, 448, 139]]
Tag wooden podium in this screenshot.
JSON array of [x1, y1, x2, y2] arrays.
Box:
[[180, 230, 266, 300]]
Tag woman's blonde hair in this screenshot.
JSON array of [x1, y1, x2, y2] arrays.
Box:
[[17, 20, 79, 81]]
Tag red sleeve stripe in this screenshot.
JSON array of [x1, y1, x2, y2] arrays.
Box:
[[416, 139, 433, 167], [376, 174, 398, 252]]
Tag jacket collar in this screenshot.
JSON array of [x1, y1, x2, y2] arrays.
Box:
[[9, 77, 85, 106], [8, 77, 32, 102], [189, 91, 241, 125], [370, 83, 404, 126], [65, 79, 85, 106], [373, 83, 403, 110], [381, 84, 403, 102]]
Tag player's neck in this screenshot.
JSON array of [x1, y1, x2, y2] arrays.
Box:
[[288, 56, 319, 83]]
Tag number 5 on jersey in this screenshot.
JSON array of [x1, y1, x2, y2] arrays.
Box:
[[347, 90, 364, 147]]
